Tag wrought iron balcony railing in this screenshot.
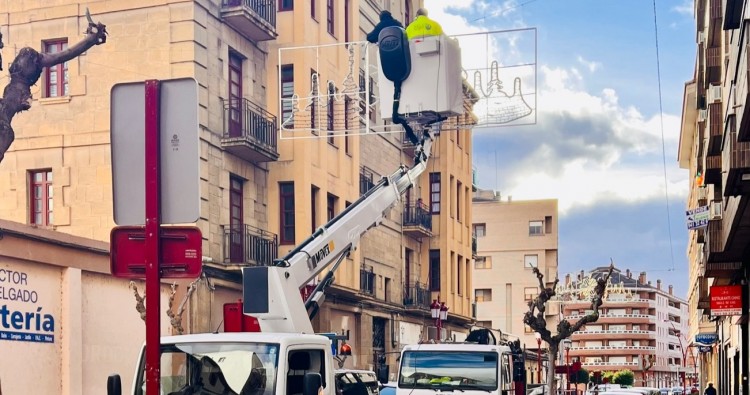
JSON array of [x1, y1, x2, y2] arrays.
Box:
[[222, 98, 279, 163], [220, 0, 277, 41], [222, 224, 278, 266], [403, 281, 431, 309], [360, 266, 375, 295]]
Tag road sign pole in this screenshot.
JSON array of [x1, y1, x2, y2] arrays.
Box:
[[144, 80, 162, 395]]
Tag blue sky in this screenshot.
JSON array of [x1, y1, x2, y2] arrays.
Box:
[[425, 0, 696, 297]]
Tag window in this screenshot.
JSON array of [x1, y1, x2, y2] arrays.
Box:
[[473, 223, 486, 237], [228, 52, 243, 137], [475, 288, 492, 302], [280, 65, 294, 128], [474, 256, 491, 269], [44, 40, 69, 97], [229, 176, 244, 262], [429, 173, 441, 214], [524, 287, 537, 302], [29, 170, 53, 226], [288, 350, 326, 388], [529, 220, 543, 235], [429, 250, 440, 291], [449, 176, 455, 218], [327, 193, 338, 221], [311, 185, 319, 232], [327, 84, 335, 144], [311, 0, 316, 19], [326, 0, 335, 35], [280, 182, 295, 244], [545, 215, 552, 233], [344, 0, 350, 42], [456, 181, 462, 222], [279, 0, 293, 11], [524, 254, 538, 269], [457, 254, 463, 295]]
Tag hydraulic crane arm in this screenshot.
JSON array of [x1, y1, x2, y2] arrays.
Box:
[[242, 128, 436, 333]]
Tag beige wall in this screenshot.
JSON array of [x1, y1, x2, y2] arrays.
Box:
[[471, 196, 559, 348], [0, 220, 173, 395]]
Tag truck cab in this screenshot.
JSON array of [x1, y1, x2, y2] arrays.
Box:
[[396, 343, 515, 395], [115, 332, 335, 395]]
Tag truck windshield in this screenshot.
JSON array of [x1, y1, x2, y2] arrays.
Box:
[[135, 342, 280, 395], [398, 351, 498, 391]]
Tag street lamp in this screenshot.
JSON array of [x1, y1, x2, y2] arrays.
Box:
[[430, 299, 448, 342], [535, 332, 542, 384], [664, 319, 687, 395]]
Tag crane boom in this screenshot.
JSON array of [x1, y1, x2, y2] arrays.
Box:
[[242, 128, 436, 333]]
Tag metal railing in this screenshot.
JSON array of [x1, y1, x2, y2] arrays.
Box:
[[403, 281, 431, 309], [223, 98, 277, 150], [360, 166, 375, 195], [565, 313, 653, 320], [403, 201, 432, 230], [222, 224, 278, 265], [570, 346, 656, 351], [577, 330, 654, 335], [221, 0, 277, 28], [581, 361, 639, 367]]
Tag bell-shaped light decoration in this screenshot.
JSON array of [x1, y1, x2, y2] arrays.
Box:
[[439, 302, 448, 321]]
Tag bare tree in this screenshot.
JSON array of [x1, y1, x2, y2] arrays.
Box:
[[523, 265, 614, 394], [0, 10, 107, 162]]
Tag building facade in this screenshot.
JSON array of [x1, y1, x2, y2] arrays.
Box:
[[562, 268, 689, 388], [471, 190, 559, 382], [0, 0, 477, 382], [678, 1, 749, 394]]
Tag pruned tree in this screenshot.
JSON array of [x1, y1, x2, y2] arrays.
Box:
[[0, 10, 107, 162], [523, 264, 614, 395]]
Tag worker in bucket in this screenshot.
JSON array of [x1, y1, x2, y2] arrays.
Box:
[[405, 8, 443, 39], [366, 10, 403, 43]]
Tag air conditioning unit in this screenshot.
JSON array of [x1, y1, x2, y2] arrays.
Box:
[[698, 31, 705, 45], [699, 109, 708, 122], [711, 201, 722, 220], [697, 186, 707, 200], [708, 85, 722, 103], [426, 326, 447, 341]]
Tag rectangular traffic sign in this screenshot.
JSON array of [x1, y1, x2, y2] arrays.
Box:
[[110, 78, 199, 225]]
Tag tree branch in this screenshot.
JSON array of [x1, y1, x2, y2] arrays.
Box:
[[0, 9, 106, 162]]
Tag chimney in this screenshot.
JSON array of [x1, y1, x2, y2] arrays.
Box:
[[626, 269, 631, 279], [669, 285, 673, 295], [565, 273, 571, 286], [656, 279, 661, 290], [638, 271, 647, 285], [579, 270, 585, 281]]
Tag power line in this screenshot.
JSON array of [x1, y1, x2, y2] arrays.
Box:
[[652, 0, 677, 272]]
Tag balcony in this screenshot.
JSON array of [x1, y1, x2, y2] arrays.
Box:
[[706, 46, 721, 85], [706, 102, 723, 155], [582, 361, 639, 368], [403, 201, 432, 239], [705, 155, 722, 186], [220, 0, 277, 42], [222, 224, 278, 266], [222, 98, 279, 163], [722, 130, 750, 196], [360, 266, 375, 295], [403, 281, 431, 309], [572, 330, 656, 341], [705, 261, 743, 278]]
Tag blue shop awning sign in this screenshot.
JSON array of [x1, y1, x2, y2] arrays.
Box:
[[695, 333, 718, 344]]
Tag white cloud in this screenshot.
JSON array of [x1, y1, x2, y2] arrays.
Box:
[[576, 55, 602, 73], [672, 0, 693, 16]]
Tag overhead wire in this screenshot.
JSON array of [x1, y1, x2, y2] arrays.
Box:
[[652, 0, 677, 272]]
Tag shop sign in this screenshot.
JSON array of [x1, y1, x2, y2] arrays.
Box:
[[0, 268, 55, 343], [710, 285, 743, 316], [695, 333, 719, 344]]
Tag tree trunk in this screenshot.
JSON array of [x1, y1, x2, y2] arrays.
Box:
[[547, 344, 559, 395]]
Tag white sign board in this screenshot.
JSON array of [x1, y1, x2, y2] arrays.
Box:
[[686, 206, 709, 230], [110, 78, 199, 225]]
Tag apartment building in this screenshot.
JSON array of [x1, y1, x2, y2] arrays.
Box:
[[678, 1, 749, 394], [0, 0, 477, 382], [562, 268, 689, 388], [471, 191, 559, 359]]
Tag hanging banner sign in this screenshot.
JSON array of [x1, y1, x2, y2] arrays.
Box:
[[686, 206, 709, 230], [710, 285, 743, 316], [695, 333, 719, 344]]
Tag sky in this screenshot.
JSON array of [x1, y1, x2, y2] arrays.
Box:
[[424, 0, 696, 298]]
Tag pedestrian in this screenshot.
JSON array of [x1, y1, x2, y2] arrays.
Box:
[[704, 382, 716, 395]]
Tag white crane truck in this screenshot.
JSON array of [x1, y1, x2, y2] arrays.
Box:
[[106, 27, 527, 395]]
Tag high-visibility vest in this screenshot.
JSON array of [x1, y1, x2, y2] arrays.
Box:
[[405, 15, 443, 39]]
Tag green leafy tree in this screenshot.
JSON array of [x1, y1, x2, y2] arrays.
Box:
[[602, 371, 615, 384], [570, 368, 589, 385], [613, 370, 635, 386]]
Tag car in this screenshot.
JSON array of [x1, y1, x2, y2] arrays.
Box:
[[335, 369, 380, 395]]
